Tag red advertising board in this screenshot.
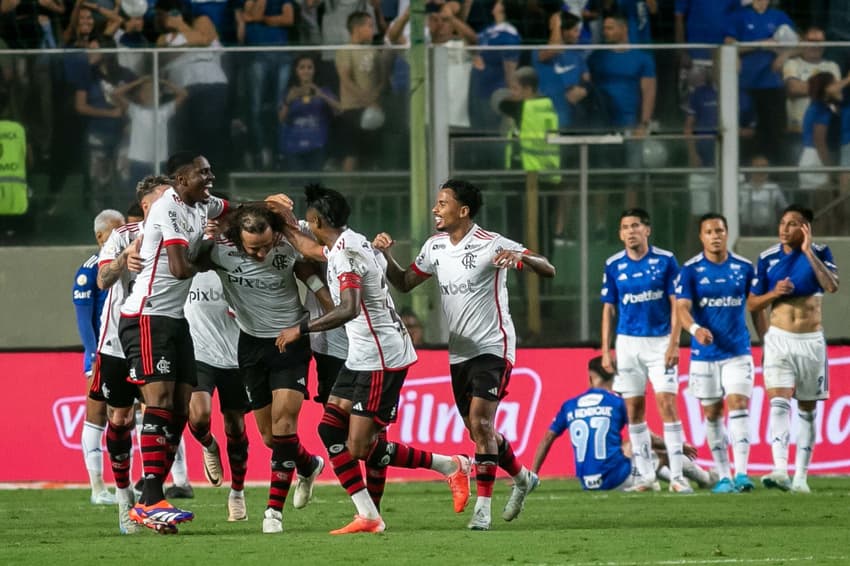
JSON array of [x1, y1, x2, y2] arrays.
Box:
[[2, 348, 849, 484]]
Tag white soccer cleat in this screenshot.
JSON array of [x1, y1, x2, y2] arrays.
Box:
[[203, 442, 223, 487], [502, 470, 539, 521], [293, 456, 324, 509], [116, 488, 139, 534], [228, 490, 248, 522], [468, 501, 491, 531], [791, 478, 811, 494], [91, 489, 117, 505], [624, 478, 661, 492], [761, 471, 792, 492], [262, 507, 283, 533], [668, 476, 694, 494]]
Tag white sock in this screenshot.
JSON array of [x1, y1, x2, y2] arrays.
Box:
[[794, 409, 816, 483], [170, 436, 189, 487], [82, 421, 106, 492], [705, 418, 731, 480], [663, 421, 685, 480], [474, 496, 492, 515], [230, 488, 244, 498], [351, 489, 380, 519], [769, 398, 791, 474], [628, 422, 655, 481], [116, 486, 135, 506], [430, 454, 456, 476], [728, 409, 751, 476]]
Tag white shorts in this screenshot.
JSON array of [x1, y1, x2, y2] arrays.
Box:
[[763, 326, 828, 401], [689, 355, 754, 401], [613, 335, 678, 398]]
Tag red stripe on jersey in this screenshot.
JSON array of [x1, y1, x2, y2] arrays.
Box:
[[359, 299, 387, 369], [217, 199, 230, 218], [474, 229, 495, 240], [498, 360, 513, 398], [493, 270, 508, 359], [140, 315, 153, 375], [98, 259, 113, 268], [410, 262, 432, 278], [338, 272, 362, 291], [164, 239, 189, 247], [368, 370, 384, 414], [89, 353, 103, 396]]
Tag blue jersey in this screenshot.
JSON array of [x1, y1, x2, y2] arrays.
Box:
[[587, 49, 655, 128], [242, 0, 292, 45], [802, 101, 836, 149], [676, 252, 754, 361], [675, 0, 741, 59], [617, 0, 652, 45], [601, 246, 679, 337], [469, 23, 521, 100], [726, 7, 794, 90], [751, 243, 837, 298], [532, 49, 586, 128], [550, 387, 631, 490], [72, 253, 107, 375]]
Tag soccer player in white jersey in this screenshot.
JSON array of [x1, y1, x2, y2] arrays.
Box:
[[676, 213, 757, 493], [372, 179, 555, 531], [74, 209, 124, 506], [599, 208, 691, 493], [96, 176, 169, 534], [747, 204, 839, 493], [202, 203, 327, 534], [184, 270, 251, 522], [118, 152, 228, 533], [275, 184, 471, 535]]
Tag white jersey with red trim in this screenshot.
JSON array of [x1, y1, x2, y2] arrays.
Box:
[[97, 222, 142, 359], [413, 224, 525, 364], [184, 271, 239, 369], [299, 220, 348, 359], [210, 237, 306, 338], [121, 188, 227, 318], [326, 228, 416, 371]]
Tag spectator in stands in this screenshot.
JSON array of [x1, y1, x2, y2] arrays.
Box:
[[112, 75, 188, 187], [335, 10, 385, 172], [783, 26, 840, 164], [534, 11, 589, 130], [63, 1, 109, 46], [562, 0, 598, 44], [467, 0, 521, 134], [724, 0, 796, 166], [156, 0, 230, 176], [739, 154, 789, 236], [72, 37, 136, 211], [188, 0, 238, 44], [277, 53, 340, 172], [113, 5, 152, 75], [240, 0, 294, 170], [606, 0, 656, 45], [320, 0, 387, 87], [1, 0, 64, 48]]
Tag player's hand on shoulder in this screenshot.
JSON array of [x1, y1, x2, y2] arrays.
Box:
[[372, 232, 394, 251], [126, 238, 143, 272]]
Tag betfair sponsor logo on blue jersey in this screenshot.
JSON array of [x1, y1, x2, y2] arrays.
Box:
[[621, 289, 663, 305], [699, 296, 744, 308]]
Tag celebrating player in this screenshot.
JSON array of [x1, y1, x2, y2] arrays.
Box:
[[747, 204, 839, 493], [372, 179, 555, 530], [73, 208, 124, 505], [600, 208, 691, 493], [676, 213, 757, 493], [275, 184, 471, 535]]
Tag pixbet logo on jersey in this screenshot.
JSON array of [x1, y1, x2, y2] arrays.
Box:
[[439, 281, 474, 295], [394, 368, 542, 455]]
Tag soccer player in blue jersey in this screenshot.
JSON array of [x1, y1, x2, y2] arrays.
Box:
[[73, 209, 125, 505], [676, 213, 757, 493], [747, 205, 839, 493], [531, 356, 711, 491], [600, 208, 691, 493]]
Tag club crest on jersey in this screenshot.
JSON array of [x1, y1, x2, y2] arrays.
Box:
[[272, 254, 289, 271], [156, 357, 171, 374], [461, 252, 476, 270]]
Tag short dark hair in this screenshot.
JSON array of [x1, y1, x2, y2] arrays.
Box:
[[604, 11, 629, 26], [782, 203, 814, 224], [166, 151, 199, 176], [346, 11, 371, 33], [135, 174, 171, 203], [305, 183, 351, 228], [440, 179, 483, 218], [514, 66, 539, 92], [588, 356, 614, 382], [223, 204, 285, 250], [699, 212, 727, 231], [125, 201, 144, 219], [620, 208, 651, 226], [560, 11, 581, 31]]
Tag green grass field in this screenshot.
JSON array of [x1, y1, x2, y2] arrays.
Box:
[[2, 478, 849, 565]]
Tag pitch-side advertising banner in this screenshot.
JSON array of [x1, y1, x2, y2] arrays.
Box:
[[2, 348, 849, 483]]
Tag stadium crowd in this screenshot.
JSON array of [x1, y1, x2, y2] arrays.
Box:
[[2, 0, 850, 232]]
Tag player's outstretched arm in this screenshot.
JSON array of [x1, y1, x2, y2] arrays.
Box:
[[372, 232, 430, 292], [165, 243, 199, 280], [531, 430, 558, 475], [493, 250, 556, 278], [294, 261, 335, 313], [276, 284, 361, 352]]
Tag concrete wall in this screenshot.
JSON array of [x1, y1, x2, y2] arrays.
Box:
[[1, 240, 848, 348]]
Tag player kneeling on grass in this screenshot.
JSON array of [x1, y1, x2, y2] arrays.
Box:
[[531, 356, 715, 491]]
